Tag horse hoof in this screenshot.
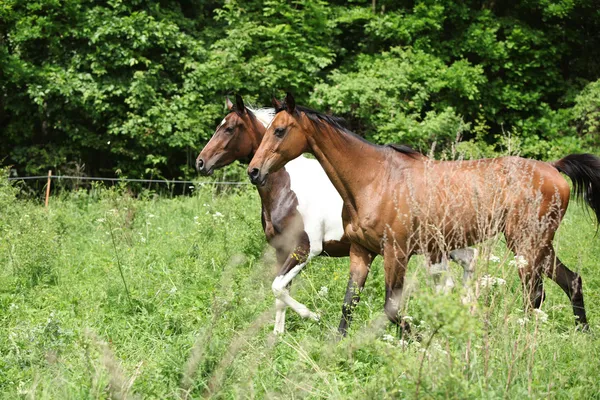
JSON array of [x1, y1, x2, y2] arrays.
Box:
[[576, 323, 590, 333], [310, 312, 321, 322]]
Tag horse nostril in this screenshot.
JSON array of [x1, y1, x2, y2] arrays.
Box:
[[196, 158, 204, 171], [248, 168, 260, 181]]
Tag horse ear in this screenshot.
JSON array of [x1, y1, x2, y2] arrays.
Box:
[[226, 96, 234, 111], [272, 96, 283, 112], [285, 92, 296, 114], [235, 94, 246, 115]]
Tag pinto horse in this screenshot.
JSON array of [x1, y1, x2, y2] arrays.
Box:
[[197, 95, 476, 334], [248, 92, 600, 335], [197, 95, 347, 334]]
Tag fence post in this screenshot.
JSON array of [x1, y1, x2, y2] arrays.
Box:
[[45, 170, 52, 208]]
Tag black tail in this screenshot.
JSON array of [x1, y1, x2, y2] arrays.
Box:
[[552, 154, 600, 225]]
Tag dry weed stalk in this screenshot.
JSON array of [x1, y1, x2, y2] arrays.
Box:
[[85, 330, 142, 400]]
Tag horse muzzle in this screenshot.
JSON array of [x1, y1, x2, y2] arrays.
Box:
[[196, 158, 214, 176], [248, 167, 268, 186]]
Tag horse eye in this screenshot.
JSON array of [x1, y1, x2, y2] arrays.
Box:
[[274, 127, 286, 138], [225, 126, 234, 133]]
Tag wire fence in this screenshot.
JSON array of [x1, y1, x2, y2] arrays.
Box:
[[7, 175, 251, 185]]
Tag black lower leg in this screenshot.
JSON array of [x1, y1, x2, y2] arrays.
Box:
[[338, 278, 361, 336], [549, 257, 588, 327]]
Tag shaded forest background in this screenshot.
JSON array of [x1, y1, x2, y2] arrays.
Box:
[[1, 0, 599, 180]]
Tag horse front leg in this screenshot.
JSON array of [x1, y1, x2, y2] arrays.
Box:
[[382, 243, 411, 337], [429, 257, 455, 294], [337, 243, 375, 336], [449, 247, 479, 304], [273, 249, 290, 335], [271, 234, 319, 333]]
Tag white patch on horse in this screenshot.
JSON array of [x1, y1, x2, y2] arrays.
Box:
[[285, 156, 345, 255], [218, 118, 227, 128]]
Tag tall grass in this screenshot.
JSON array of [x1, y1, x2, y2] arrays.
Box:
[[0, 172, 599, 398]]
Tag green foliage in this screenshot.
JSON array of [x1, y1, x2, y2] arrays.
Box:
[[572, 79, 600, 140], [1, 0, 600, 178], [312, 47, 482, 150]]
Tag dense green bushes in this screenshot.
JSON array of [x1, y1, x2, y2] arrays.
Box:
[[1, 0, 599, 178]]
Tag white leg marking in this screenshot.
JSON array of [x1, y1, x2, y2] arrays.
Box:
[[274, 299, 287, 335], [271, 261, 319, 321]]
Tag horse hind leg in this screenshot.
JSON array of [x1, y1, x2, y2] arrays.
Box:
[[543, 245, 588, 329]]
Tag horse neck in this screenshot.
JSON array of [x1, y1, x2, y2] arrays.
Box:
[[256, 168, 292, 215], [302, 118, 387, 215]]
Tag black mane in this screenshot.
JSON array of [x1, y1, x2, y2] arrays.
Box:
[[277, 102, 423, 158], [386, 143, 423, 157]]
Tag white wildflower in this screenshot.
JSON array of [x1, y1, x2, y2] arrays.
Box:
[[318, 286, 329, 297], [509, 255, 528, 268], [489, 255, 501, 263], [517, 317, 529, 326], [533, 309, 548, 323], [479, 274, 506, 288], [168, 286, 177, 295], [148, 214, 155, 218], [480, 274, 493, 288], [382, 334, 395, 343], [96, 218, 106, 223], [203, 203, 210, 207], [212, 212, 224, 218]]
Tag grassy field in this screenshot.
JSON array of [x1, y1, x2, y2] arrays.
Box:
[[1, 175, 600, 399]]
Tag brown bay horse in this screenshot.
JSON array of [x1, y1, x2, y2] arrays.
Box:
[[248, 93, 600, 335]]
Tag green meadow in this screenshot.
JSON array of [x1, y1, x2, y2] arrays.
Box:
[[1, 174, 599, 399]]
